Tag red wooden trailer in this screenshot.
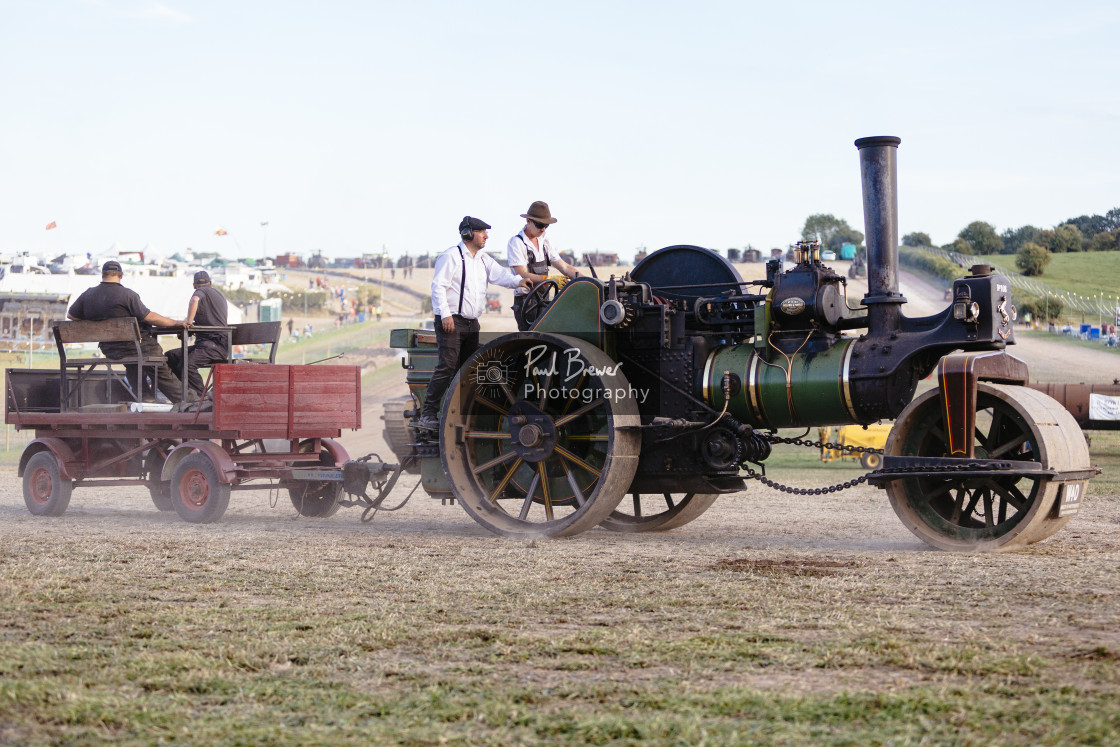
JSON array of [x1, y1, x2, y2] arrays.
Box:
[[6, 364, 365, 523]]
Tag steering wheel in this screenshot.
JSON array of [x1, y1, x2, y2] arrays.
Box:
[[521, 279, 560, 328]]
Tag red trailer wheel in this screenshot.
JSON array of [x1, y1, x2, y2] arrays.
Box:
[[22, 451, 72, 517], [284, 441, 343, 518], [171, 453, 230, 524]]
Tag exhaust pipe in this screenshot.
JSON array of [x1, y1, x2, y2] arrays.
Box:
[[855, 136, 905, 336]]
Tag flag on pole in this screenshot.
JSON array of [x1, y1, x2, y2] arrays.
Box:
[[215, 228, 227, 236], [45, 221, 57, 230]]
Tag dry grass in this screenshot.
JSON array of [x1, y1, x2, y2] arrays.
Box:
[[1, 432, 1118, 744]]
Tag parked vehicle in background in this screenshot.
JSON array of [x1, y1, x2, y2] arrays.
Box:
[[818, 424, 891, 469]]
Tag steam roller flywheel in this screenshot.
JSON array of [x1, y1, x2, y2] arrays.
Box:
[[631, 245, 744, 300], [438, 332, 640, 537], [885, 383, 1090, 552]]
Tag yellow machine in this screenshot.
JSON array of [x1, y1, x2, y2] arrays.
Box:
[[818, 424, 892, 469]]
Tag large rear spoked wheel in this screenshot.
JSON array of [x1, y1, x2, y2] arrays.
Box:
[[886, 383, 1090, 552], [600, 493, 719, 533], [441, 333, 640, 537]]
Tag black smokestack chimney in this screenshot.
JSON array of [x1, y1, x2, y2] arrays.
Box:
[[855, 136, 906, 336]]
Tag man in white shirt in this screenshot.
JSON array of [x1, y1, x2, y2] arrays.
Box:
[[507, 200, 580, 331], [415, 216, 531, 431]]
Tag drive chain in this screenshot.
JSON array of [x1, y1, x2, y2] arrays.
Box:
[[743, 432, 1007, 496]]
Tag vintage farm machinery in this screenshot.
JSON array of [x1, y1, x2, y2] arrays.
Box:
[[386, 136, 1097, 550]]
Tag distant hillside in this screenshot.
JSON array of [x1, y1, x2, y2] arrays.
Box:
[[1026, 251, 1120, 300]]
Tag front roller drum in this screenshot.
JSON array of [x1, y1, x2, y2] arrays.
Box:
[[885, 383, 1090, 552], [439, 332, 641, 537]]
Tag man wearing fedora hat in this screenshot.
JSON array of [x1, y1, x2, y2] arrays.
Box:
[[507, 201, 580, 331], [166, 270, 229, 400], [415, 216, 531, 431], [67, 260, 187, 403]]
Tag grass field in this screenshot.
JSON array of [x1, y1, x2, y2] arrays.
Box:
[[1003, 249, 1120, 303]]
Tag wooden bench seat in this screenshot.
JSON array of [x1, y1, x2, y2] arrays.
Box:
[[52, 318, 167, 410]]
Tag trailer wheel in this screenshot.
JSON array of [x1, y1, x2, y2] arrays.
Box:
[[171, 452, 230, 524], [23, 451, 72, 517], [285, 444, 343, 518], [145, 449, 174, 512], [600, 493, 719, 532], [885, 383, 1090, 552], [441, 333, 640, 537], [860, 452, 882, 470]]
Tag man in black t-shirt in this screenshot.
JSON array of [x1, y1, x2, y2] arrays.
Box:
[[67, 260, 186, 403], [166, 270, 230, 399]]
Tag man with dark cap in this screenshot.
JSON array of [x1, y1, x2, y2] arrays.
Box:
[[414, 216, 531, 431], [67, 260, 186, 403], [508, 200, 580, 331], [166, 270, 229, 399]]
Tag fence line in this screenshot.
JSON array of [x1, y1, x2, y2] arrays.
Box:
[[916, 246, 1120, 320]]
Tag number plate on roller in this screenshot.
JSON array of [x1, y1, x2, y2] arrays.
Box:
[[1056, 482, 1084, 517]]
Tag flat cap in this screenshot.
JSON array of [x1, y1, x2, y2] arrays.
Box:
[[459, 216, 491, 234]]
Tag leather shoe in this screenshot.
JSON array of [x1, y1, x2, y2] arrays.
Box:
[[414, 414, 439, 431]]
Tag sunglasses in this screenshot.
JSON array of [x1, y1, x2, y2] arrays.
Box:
[[531, 220, 548, 230]]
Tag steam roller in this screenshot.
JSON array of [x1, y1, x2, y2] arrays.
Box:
[[388, 136, 1097, 550]]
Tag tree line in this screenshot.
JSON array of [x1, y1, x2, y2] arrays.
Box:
[[899, 207, 1120, 277]]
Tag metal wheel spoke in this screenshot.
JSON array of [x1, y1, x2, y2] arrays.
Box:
[[554, 398, 607, 428], [554, 445, 602, 477], [988, 432, 1028, 458], [557, 372, 589, 417], [497, 381, 517, 406], [486, 456, 524, 503], [951, 487, 967, 523], [564, 465, 586, 507], [923, 479, 954, 505], [518, 472, 541, 520], [538, 463, 553, 521], [474, 395, 509, 417], [473, 449, 518, 475], [465, 430, 512, 440], [981, 489, 995, 527], [991, 480, 1027, 517], [538, 351, 557, 408], [565, 434, 608, 442], [962, 489, 983, 522], [982, 409, 1005, 452]]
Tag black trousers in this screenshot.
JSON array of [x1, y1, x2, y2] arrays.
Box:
[[166, 339, 228, 397], [102, 336, 184, 404], [421, 315, 480, 418], [512, 295, 531, 332]]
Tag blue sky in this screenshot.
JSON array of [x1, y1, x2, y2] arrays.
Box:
[[2, 0, 1118, 261]]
